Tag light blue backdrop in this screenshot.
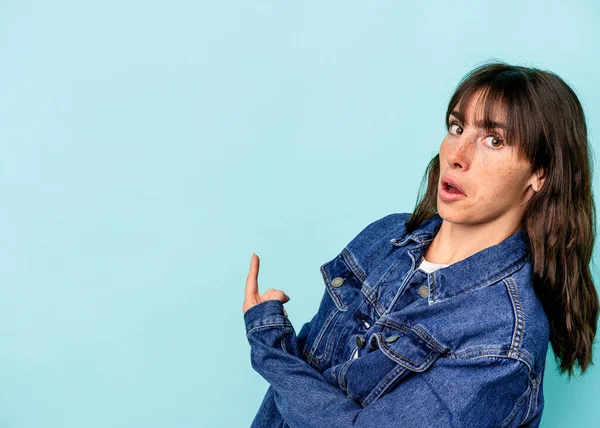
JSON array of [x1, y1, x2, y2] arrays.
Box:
[[0, 1, 598, 427]]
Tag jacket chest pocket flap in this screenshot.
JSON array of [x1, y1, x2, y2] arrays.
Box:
[[303, 250, 366, 368], [321, 249, 365, 312], [339, 325, 446, 407]]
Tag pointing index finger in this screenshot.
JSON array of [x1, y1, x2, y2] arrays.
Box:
[[245, 253, 260, 297]]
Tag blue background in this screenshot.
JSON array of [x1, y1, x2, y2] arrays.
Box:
[[0, 1, 598, 427]]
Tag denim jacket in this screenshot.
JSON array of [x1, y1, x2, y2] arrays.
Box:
[[244, 213, 550, 427]]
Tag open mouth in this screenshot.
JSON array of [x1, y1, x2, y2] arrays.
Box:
[[442, 181, 464, 195]]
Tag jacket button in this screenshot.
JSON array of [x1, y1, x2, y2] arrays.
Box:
[[418, 285, 430, 298], [368, 335, 379, 349], [361, 319, 371, 328], [385, 335, 400, 343], [356, 335, 365, 348], [331, 277, 344, 287]]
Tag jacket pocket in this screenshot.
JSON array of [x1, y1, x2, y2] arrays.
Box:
[[303, 250, 366, 368], [321, 249, 365, 311], [340, 325, 446, 407]]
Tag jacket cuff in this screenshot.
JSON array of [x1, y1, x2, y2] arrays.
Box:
[[244, 300, 291, 334]]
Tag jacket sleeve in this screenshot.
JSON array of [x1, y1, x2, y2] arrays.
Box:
[[244, 300, 532, 428], [249, 318, 313, 428]]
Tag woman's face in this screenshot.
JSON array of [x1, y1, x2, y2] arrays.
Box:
[[437, 89, 544, 226]]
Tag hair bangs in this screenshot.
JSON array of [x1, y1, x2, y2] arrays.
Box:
[[446, 67, 544, 166]]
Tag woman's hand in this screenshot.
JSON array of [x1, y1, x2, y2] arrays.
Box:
[[243, 253, 290, 316]]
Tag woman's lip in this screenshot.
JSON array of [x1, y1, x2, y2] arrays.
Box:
[[439, 182, 467, 202], [442, 178, 466, 195]]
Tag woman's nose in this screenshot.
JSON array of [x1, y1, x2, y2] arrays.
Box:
[[445, 136, 475, 170]]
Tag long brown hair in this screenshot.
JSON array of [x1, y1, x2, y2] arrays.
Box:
[[406, 60, 599, 379]]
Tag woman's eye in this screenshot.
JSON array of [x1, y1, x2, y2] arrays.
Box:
[[448, 120, 506, 150], [448, 121, 462, 135], [485, 135, 505, 150], [448, 121, 505, 150]]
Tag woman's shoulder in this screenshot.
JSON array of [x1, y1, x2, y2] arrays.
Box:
[[417, 259, 549, 381], [346, 212, 411, 251], [340, 212, 411, 274]]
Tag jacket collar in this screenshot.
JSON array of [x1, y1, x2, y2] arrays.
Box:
[[390, 213, 531, 302]]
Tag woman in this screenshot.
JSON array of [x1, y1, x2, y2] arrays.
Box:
[[242, 61, 599, 427]]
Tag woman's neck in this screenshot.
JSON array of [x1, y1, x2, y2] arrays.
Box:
[[423, 216, 522, 265]]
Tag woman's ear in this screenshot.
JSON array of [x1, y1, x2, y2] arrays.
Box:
[[532, 167, 546, 193]]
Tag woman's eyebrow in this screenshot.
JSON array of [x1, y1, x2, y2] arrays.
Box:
[[449, 110, 507, 130]]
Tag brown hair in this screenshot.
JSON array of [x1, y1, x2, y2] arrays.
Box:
[[406, 60, 599, 379]]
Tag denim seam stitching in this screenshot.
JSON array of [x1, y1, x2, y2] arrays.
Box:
[[523, 384, 535, 424], [246, 316, 292, 331], [430, 267, 438, 304], [342, 247, 366, 283], [504, 276, 525, 359], [382, 343, 439, 367], [434, 258, 527, 303], [372, 251, 416, 317], [384, 248, 421, 315], [374, 320, 447, 353], [322, 259, 346, 312], [365, 250, 412, 315], [360, 287, 385, 314], [304, 308, 339, 364], [247, 323, 293, 336], [532, 382, 539, 414], [523, 379, 540, 425], [498, 384, 530, 428], [338, 356, 355, 393]]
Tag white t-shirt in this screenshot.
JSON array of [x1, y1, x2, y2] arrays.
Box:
[[417, 257, 450, 273]]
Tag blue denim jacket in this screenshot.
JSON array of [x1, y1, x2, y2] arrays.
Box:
[[244, 213, 550, 427]]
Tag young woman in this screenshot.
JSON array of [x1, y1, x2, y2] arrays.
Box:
[[242, 61, 599, 427]]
